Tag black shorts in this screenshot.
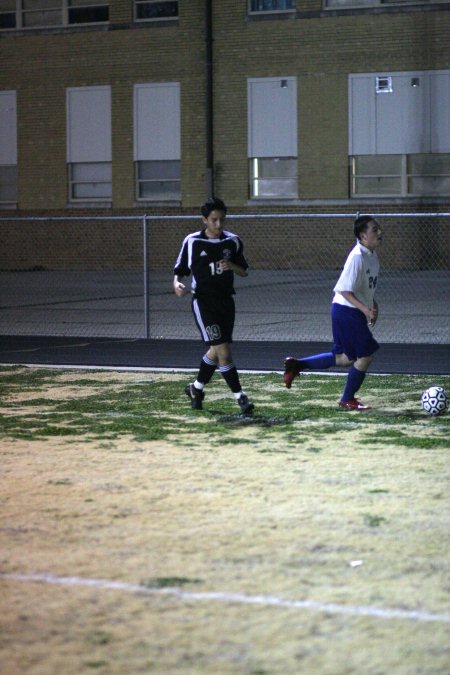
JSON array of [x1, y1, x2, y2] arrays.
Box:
[[192, 295, 235, 346]]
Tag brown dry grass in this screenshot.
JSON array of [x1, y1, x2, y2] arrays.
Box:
[[0, 369, 449, 674]]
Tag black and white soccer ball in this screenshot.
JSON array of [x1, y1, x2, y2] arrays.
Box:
[[421, 386, 449, 416]]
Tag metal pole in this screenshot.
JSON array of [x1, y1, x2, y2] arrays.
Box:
[[143, 215, 150, 339], [205, 0, 214, 197]]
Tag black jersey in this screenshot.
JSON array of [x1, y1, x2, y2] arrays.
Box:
[[174, 228, 248, 300]]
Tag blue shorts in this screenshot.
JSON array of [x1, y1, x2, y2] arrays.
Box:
[[331, 303, 379, 361]]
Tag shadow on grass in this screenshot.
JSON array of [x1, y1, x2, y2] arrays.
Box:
[[212, 411, 291, 428]]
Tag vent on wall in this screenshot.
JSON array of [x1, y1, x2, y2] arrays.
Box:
[[376, 76, 393, 93]]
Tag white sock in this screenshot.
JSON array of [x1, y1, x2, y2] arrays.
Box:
[[194, 380, 204, 390], [233, 391, 243, 400]]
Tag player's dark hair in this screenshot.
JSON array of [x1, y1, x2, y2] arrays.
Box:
[[201, 197, 227, 218], [354, 215, 375, 240]]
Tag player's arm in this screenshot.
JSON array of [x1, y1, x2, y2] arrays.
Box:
[[219, 260, 248, 277], [370, 299, 379, 326], [173, 274, 189, 297], [220, 240, 249, 277], [173, 239, 191, 296], [339, 290, 377, 323]]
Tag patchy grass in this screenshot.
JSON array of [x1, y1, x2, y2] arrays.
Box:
[[0, 366, 449, 674], [1, 368, 448, 450]]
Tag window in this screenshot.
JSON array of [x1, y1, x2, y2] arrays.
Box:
[[136, 160, 180, 200], [68, 0, 108, 24], [248, 77, 298, 199], [325, 0, 446, 7], [0, 165, 17, 203], [69, 162, 112, 199], [407, 154, 450, 195], [22, 0, 62, 28], [351, 154, 450, 197], [250, 158, 297, 198], [249, 0, 295, 12], [134, 83, 181, 202], [0, 0, 108, 30], [134, 0, 177, 21], [0, 0, 16, 28], [0, 91, 17, 204], [66, 86, 112, 202], [349, 71, 450, 197]]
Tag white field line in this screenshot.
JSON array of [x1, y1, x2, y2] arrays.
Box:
[[0, 362, 200, 373], [1, 573, 449, 624], [0, 362, 388, 377]]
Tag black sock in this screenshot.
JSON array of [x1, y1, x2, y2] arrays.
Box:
[[198, 355, 217, 385], [219, 363, 241, 394]]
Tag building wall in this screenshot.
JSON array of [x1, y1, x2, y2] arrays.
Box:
[[1, 1, 449, 212], [0, 2, 208, 210], [213, 2, 450, 203]]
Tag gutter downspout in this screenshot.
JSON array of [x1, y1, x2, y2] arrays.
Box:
[[205, 0, 214, 197]]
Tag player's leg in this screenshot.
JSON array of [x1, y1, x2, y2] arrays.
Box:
[[213, 300, 254, 414], [195, 346, 218, 388], [333, 305, 379, 410], [284, 351, 336, 389], [213, 342, 246, 400], [188, 343, 238, 410], [187, 297, 253, 413], [184, 297, 218, 409], [283, 302, 361, 388], [185, 348, 218, 409], [214, 341, 242, 393], [339, 355, 374, 410]]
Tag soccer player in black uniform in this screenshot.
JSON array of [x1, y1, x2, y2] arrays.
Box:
[[173, 198, 254, 414]]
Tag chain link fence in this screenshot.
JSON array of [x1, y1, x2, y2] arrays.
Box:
[[0, 213, 448, 344]]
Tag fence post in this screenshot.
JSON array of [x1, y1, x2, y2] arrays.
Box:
[[143, 214, 150, 339]]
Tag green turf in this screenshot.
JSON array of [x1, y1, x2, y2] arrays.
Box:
[[0, 368, 449, 450]]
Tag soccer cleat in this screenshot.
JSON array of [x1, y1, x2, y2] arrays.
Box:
[[283, 357, 304, 389], [237, 394, 254, 415], [184, 383, 205, 410], [338, 398, 371, 411]]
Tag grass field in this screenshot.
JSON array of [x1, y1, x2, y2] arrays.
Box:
[[0, 366, 449, 674]]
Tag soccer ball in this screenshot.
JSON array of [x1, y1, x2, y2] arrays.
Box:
[[421, 386, 449, 416]]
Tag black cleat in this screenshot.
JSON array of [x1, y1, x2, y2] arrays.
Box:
[[184, 383, 205, 410], [237, 394, 254, 415]]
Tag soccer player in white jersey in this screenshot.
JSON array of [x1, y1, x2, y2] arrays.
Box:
[[173, 198, 254, 414], [284, 215, 382, 410]]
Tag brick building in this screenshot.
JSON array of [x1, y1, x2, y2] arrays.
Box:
[[1, 0, 449, 214]]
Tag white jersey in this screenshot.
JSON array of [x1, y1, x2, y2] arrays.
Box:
[[333, 241, 379, 309]]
